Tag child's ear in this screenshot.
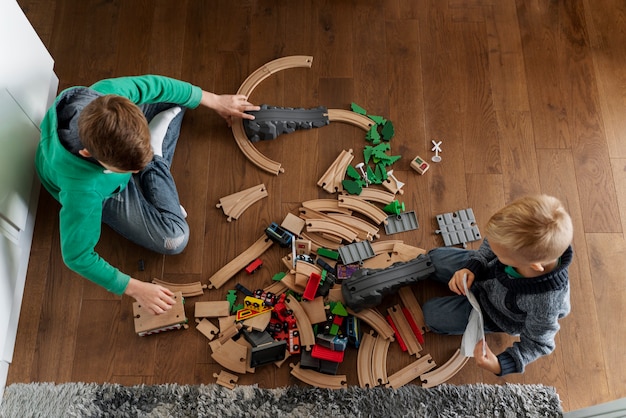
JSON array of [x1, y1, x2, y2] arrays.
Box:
[[529, 262, 545, 272], [78, 148, 92, 158]]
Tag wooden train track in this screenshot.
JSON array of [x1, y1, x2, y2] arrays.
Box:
[[151, 279, 206, 297], [284, 295, 315, 350], [347, 307, 395, 341], [388, 304, 422, 356], [386, 354, 436, 388], [317, 149, 355, 193], [231, 56, 314, 175], [301, 199, 353, 215], [326, 213, 380, 241], [210, 338, 249, 374], [207, 235, 274, 289], [289, 363, 347, 389], [305, 218, 358, 243], [338, 195, 389, 225], [327, 109, 375, 131], [216, 184, 268, 222], [420, 349, 469, 388], [356, 331, 377, 388], [372, 334, 391, 386], [353, 188, 396, 205], [398, 287, 428, 334]]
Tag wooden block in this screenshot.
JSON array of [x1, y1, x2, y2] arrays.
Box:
[[195, 301, 231, 318]]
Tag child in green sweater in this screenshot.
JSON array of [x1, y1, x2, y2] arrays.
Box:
[[36, 75, 258, 315]]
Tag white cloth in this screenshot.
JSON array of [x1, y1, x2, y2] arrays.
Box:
[[460, 274, 486, 357]]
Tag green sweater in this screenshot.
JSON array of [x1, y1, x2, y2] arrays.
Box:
[[36, 75, 203, 295]]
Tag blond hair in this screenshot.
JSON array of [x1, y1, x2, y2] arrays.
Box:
[[78, 95, 152, 171], [485, 195, 573, 263]]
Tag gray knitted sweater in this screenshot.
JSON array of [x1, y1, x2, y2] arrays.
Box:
[[463, 239, 572, 375]]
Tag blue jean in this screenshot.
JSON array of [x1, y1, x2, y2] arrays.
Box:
[[423, 247, 500, 335], [101, 103, 189, 255]]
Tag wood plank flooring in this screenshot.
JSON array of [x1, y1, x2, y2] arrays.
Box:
[[9, 0, 626, 412]]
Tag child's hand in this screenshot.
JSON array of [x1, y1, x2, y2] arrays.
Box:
[[448, 269, 475, 295], [473, 340, 502, 374], [201, 92, 260, 127], [124, 278, 176, 315]]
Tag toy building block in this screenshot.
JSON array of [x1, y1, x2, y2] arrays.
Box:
[[435, 208, 481, 248], [311, 344, 345, 363], [384, 211, 419, 235], [338, 241, 375, 265], [245, 258, 263, 274], [243, 104, 329, 142], [342, 254, 435, 312], [317, 247, 339, 261], [302, 272, 322, 301], [241, 329, 287, 367], [294, 239, 312, 256], [281, 212, 306, 236], [410, 155, 430, 175], [216, 184, 268, 222], [195, 301, 231, 319], [133, 291, 188, 336], [316, 333, 348, 351]]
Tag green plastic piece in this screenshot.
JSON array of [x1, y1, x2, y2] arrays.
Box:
[[366, 165, 381, 184], [232, 303, 244, 313], [377, 154, 401, 166], [383, 200, 406, 215], [272, 271, 287, 281], [368, 115, 386, 125], [226, 290, 237, 311], [363, 146, 375, 164], [342, 179, 363, 195], [350, 102, 367, 115], [365, 125, 380, 143], [381, 120, 395, 140], [317, 247, 340, 260], [320, 269, 328, 284], [330, 324, 340, 335], [374, 164, 386, 182], [346, 165, 361, 180], [331, 301, 348, 316]]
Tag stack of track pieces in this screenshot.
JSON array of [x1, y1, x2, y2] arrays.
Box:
[[132, 291, 188, 337], [216, 183, 268, 222]]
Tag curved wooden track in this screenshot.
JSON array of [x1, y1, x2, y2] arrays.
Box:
[[370, 240, 404, 254], [420, 348, 469, 388], [372, 335, 391, 386], [284, 295, 315, 350], [357, 331, 376, 388], [207, 235, 274, 289], [210, 338, 249, 374], [327, 109, 375, 131], [305, 218, 358, 243], [326, 213, 379, 241], [338, 195, 389, 225], [386, 354, 436, 388], [151, 279, 206, 297], [347, 307, 395, 341], [301, 199, 353, 215], [216, 183, 268, 222], [352, 188, 396, 205], [290, 363, 347, 389], [317, 149, 355, 193], [231, 56, 314, 175]]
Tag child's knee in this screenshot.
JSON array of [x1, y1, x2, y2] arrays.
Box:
[[162, 231, 188, 254]]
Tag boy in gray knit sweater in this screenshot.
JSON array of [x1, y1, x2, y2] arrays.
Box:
[[423, 195, 573, 376]]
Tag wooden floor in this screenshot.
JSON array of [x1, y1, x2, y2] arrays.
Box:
[[9, 0, 626, 413]]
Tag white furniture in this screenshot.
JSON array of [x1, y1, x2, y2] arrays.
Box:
[[0, 0, 58, 401]]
